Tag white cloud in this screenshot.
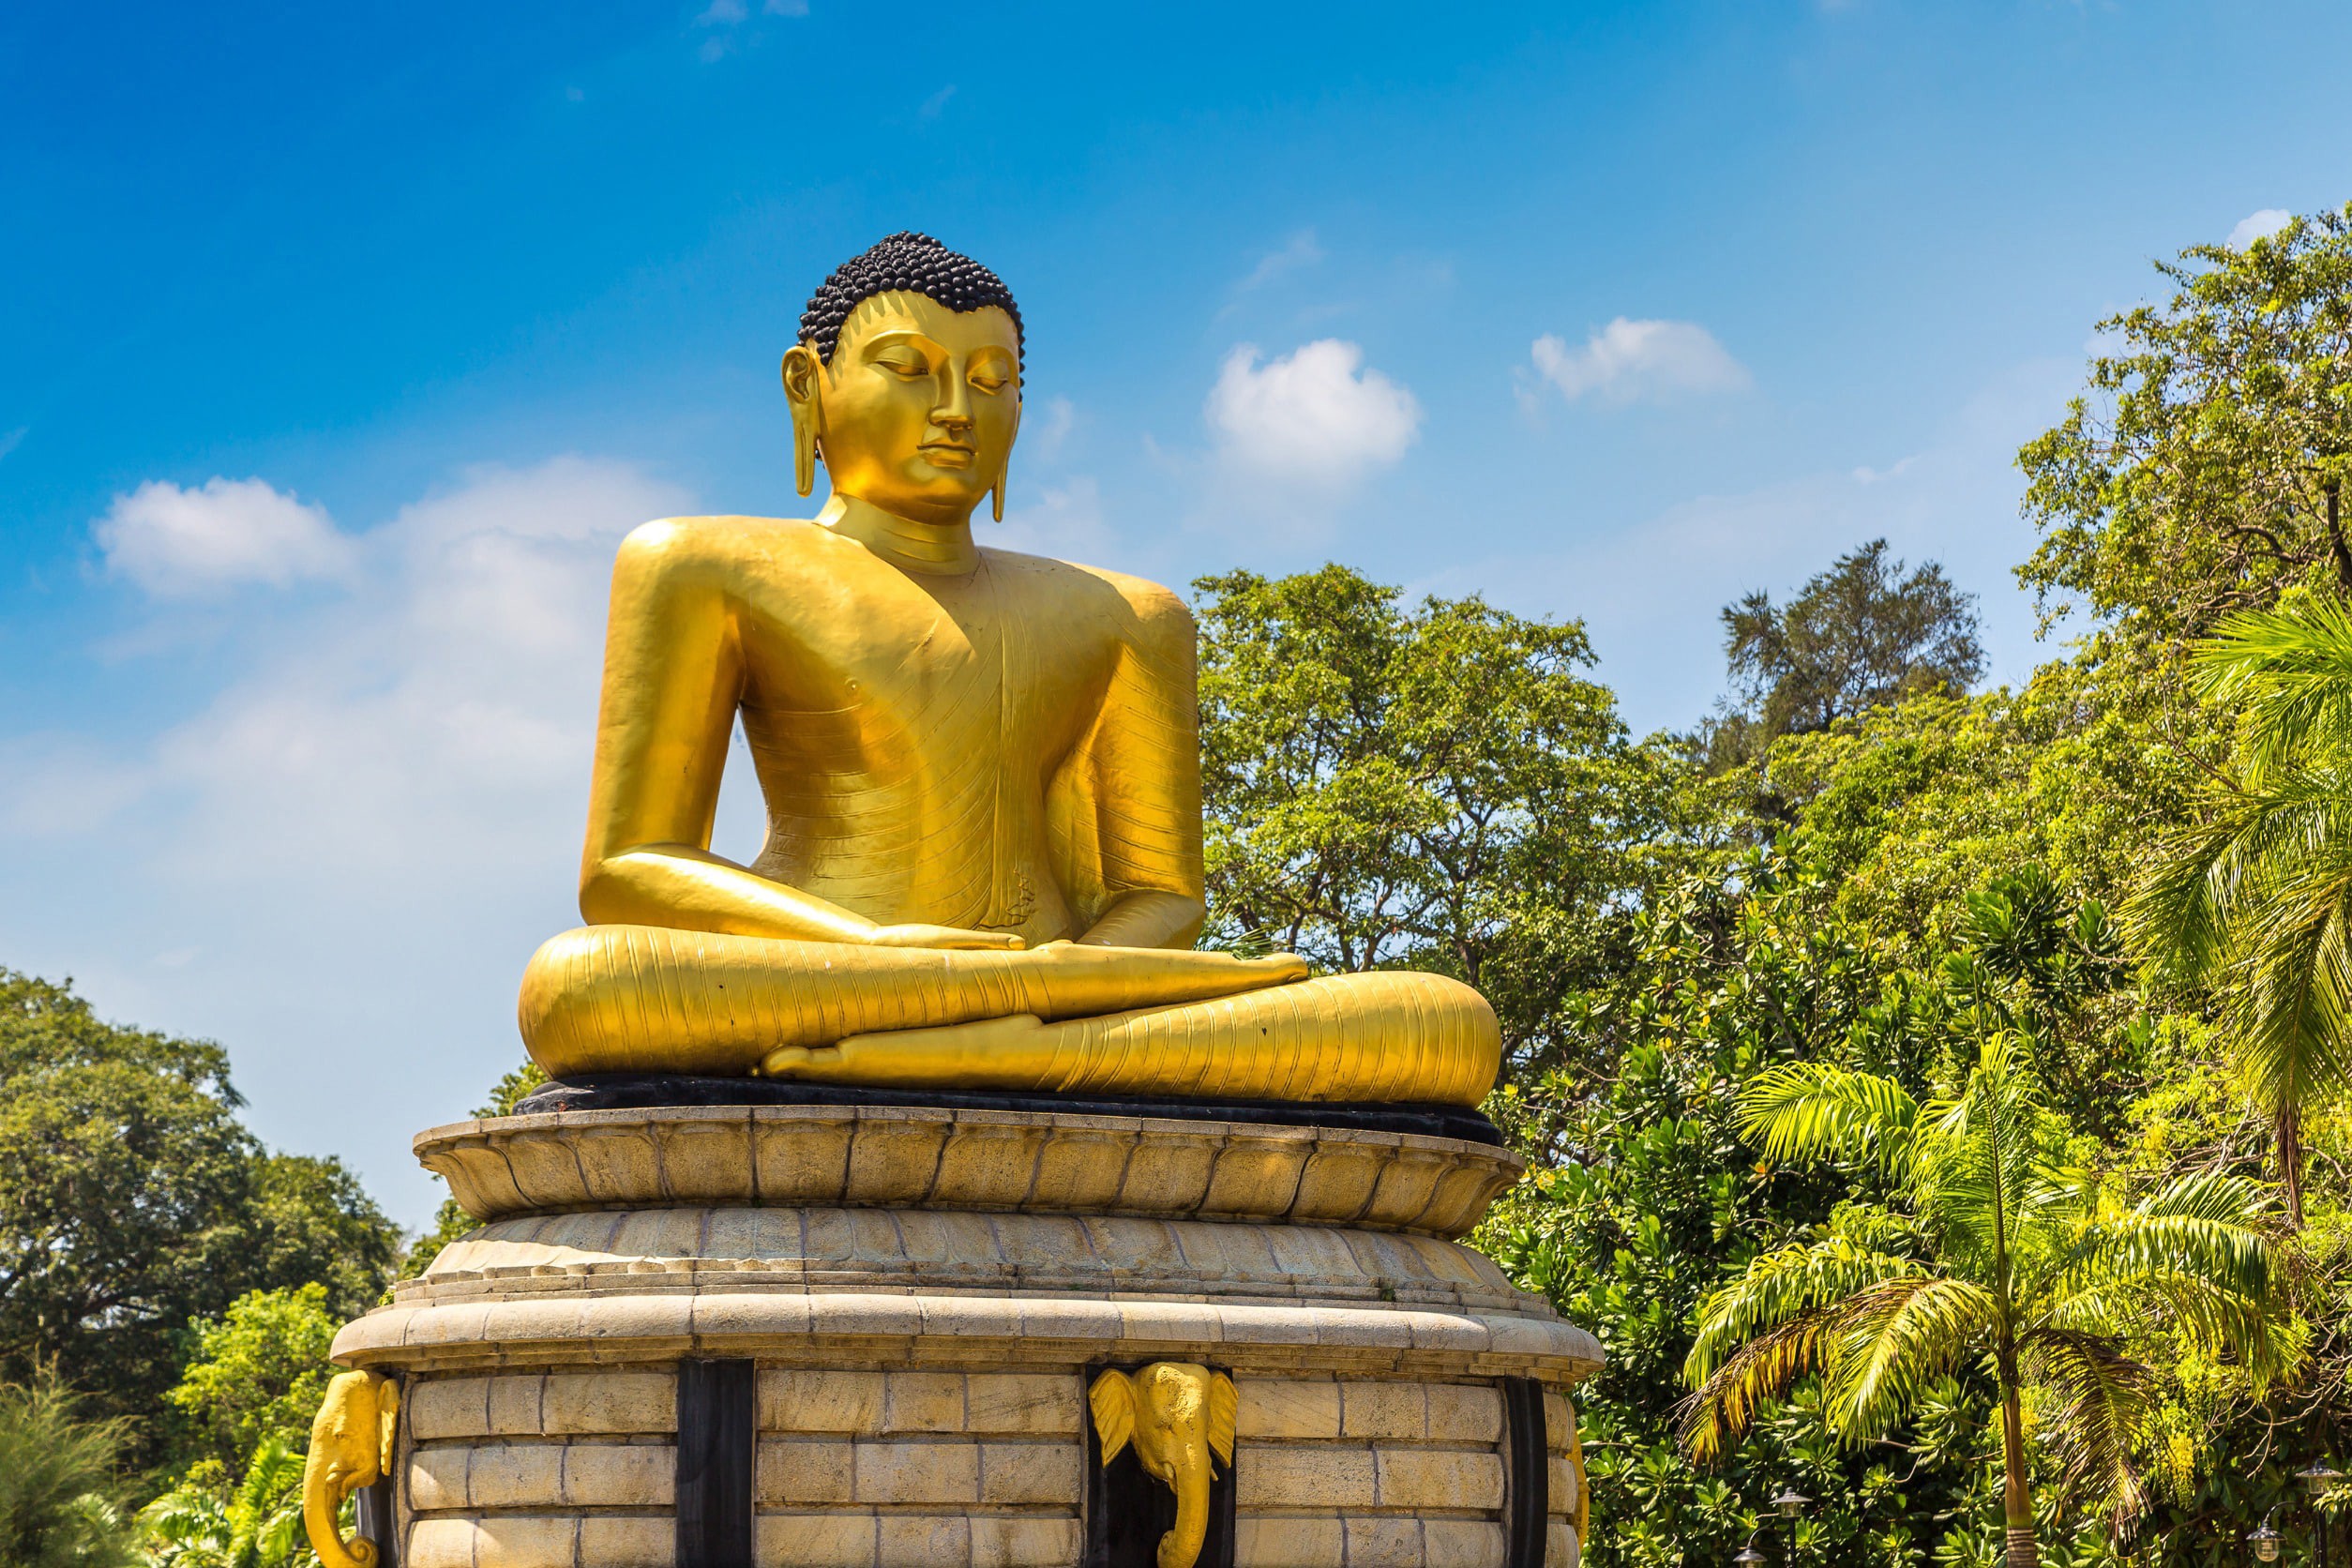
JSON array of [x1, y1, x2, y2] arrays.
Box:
[[1421, 357, 2075, 732], [0, 428, 25, 463], [145, 458, 690, 877], [2229, 208, 2293, 249], [1204, 339, 1421, 494], [95, 476, 357, 597], [696, 0, 746, 21], [1, 457, 694, 1223], [1238, 231, 1324, 292], [920, 85, 956, 120], [1529, 318, 1751, 404]]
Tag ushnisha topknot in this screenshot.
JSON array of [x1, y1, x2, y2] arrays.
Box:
[[798, 232, 1025, 369]]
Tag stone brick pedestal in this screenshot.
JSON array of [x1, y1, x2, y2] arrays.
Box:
[[333, 1104, 1600, 1568]]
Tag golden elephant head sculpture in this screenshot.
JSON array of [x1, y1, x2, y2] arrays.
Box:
[[302, 1370, 400, 1568], [1090, 1363, 1239, 1568]]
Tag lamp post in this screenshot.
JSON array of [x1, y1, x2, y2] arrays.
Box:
[[1772, 1489, 1810, 1564], [2305, 1464, 2344, 1568], [1733, 1542, 1767, 1568], [2253, 1508, 2282, 1563]]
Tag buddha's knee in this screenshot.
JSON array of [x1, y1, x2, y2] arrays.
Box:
[[515, 927, 671, 1076]]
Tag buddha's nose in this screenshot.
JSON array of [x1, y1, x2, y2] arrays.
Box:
[[932, 369, 976, 431]]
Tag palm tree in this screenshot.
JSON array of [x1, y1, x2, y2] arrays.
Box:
[[0, 1380, 140, 1568], [141, 1437, 309, 1568], [2127, 595, 2352, 1225], [1680, 1038, 2282, 1568]]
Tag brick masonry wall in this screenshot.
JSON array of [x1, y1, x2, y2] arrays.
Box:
[[395, 1364, 1584, 1568]]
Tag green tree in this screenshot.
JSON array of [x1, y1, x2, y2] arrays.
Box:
[[0, 1380, 139, 1568], [2020, 204, 2352, 656], [1708, 540, 1983, 769], [2127, 596, 2352, 1224], [1484, 859, 1998, 1568], [166, 1286, 341, 1479], [1681, 1040, 2284, 1568], [1193, 564, 1702, 1081], [0, 970, 399, 1447], [141, 1437, 309, 1568]]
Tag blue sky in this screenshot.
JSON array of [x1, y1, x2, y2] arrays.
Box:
[[5, 0, 2347, 1225]]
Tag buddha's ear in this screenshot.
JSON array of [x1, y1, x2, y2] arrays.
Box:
[[781, 342, 826, 497], [992, 395, 1018, 523]]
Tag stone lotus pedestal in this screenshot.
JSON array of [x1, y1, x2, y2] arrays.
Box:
[[332, 1102, 1599, 1568]]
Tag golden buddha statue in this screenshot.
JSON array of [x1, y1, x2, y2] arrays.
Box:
[[518, 233, 1498, 1106]]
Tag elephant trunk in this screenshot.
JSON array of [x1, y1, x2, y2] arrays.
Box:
[[302, 1453, 378, 1568], [1156, 1448, 1214, 1568]]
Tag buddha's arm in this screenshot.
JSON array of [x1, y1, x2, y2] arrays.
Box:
[[577, 520, 1017, 951], [1065, 585, 1212, 953]]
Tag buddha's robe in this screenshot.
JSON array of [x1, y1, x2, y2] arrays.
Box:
[[517, 516, 1499, 1107]]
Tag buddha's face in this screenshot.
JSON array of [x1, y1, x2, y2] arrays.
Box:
[[789, 291, 1021, 526]]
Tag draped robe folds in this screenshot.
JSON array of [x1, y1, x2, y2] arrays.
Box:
[[518, 517, 1500, 1108]]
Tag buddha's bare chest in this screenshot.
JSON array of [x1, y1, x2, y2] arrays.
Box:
[[731, 579, 1115, 782]]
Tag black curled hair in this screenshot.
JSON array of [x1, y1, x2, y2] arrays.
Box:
[[798, 232, 1024, 369]]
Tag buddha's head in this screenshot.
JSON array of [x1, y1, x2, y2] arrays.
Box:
[[783, 232, 1024, 526]]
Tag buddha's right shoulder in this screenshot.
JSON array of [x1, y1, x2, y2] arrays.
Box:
[[614, 515, 830, 573]]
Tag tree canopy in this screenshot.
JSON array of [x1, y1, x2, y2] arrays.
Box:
[[1709, 538, 1983, 767], [1196, 564, 1707, 1080], [0, 971, 398, 1455]]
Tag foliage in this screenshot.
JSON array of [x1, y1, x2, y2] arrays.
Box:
[[166, 1286, 341, 1480], [0, 971, 399, 1455], [1685, 1039, 2283, 1560], [141, 1437, 310, 1568], [0, 1379, 139, 1568], [2020, 204, 2352, 654], [1711, 539, 1984, 768], [1482, 863, 1993, 1567], [398, 1059, 547, 1279], [2128, 595, 2352, 1223], [1193, 564, 1712, 1082]]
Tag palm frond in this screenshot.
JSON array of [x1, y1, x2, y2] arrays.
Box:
[[2194, 599, 2352, 778], [1821, 1274, 1999, 1441], [1919, 1034, 2051, 1272], [1678, 1306, 1842, 1466], [1684, 1238, 1922, 1383], [2018, 1326, 2152, 1527], [2099, 1172, 2275, 1299], [1738, 1062, 1921, 1173]]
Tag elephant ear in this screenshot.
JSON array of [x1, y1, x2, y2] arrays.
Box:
[[1205, 1372, 1237, 1469], [1089, 1371, 1136, 1464], [375, 1379, 400, 1474]]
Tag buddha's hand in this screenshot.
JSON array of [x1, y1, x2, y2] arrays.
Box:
[[865, 923, 1027, 951], [1020, 941, 1309, 1012]]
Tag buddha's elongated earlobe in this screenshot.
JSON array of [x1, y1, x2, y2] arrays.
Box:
[[782, 344, 823, 498], [991, 400, 1019, 522]]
